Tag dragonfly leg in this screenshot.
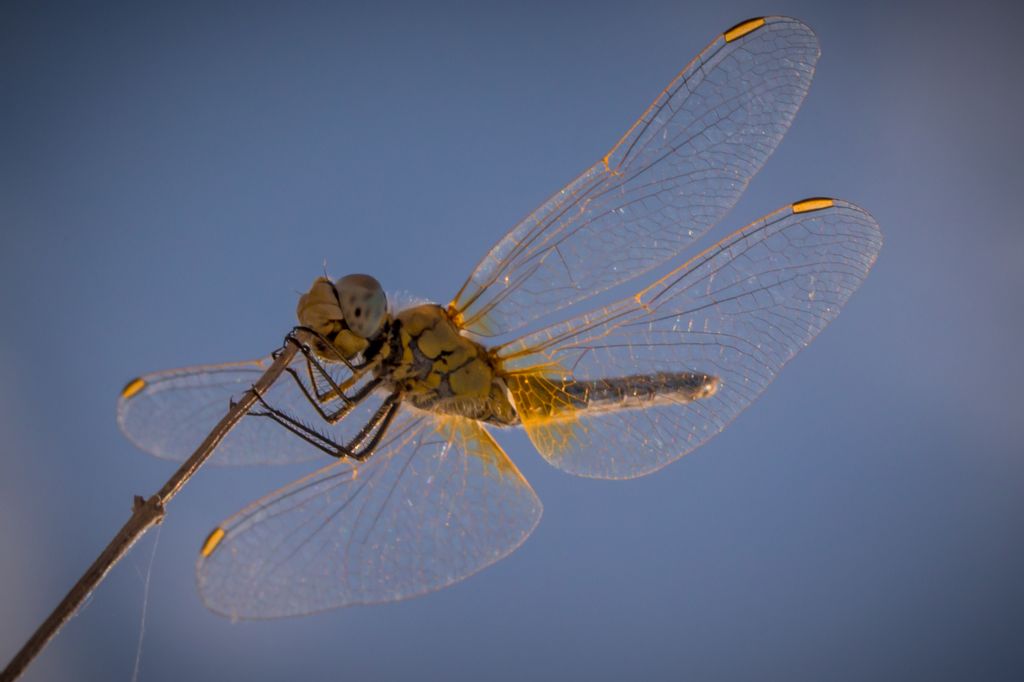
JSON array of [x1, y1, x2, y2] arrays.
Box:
[[296, 344, 364, 404], [249, 390, 401, 461], [285, 326, 375, 373], [283, 327, 382, 404], [346, 395, 401, 461], [283, 362, 383, 425]]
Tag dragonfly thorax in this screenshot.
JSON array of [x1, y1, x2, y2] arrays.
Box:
[[380, 304, 518, 425]]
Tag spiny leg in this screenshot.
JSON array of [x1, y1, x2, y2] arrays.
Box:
[[289, 325, 378, 376], [296, 345, 364, 404], [245, 332, 359, 421], [285, 366, 384, 425], [250, 390, 401, 461], [278, 326, 372, 374], [346, 395, 401, 461], [279, 327, 384, 418]]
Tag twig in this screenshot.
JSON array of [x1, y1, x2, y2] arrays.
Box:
[[0, 331, 308, 682]]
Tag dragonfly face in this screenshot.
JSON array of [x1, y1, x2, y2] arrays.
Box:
[[295, 274, 390, 360], [117, 16, 882, 620]]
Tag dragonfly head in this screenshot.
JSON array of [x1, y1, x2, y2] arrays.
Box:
[[334, 273, 388, 338], [296, 274, 389, 359]]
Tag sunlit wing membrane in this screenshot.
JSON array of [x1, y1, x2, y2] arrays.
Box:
[[197, 411, 542, 618], [117, 355, 389, 466], [450, 16, 820, 338], [498, 199, 882, 479]]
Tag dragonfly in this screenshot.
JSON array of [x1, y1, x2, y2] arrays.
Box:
[[117, 16, 881, 620]]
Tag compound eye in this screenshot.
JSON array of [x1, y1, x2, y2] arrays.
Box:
[[335, 273, 387, 338]]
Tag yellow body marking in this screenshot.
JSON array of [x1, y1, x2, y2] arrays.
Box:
[[506, 373, 579, 422], [504, 372, 584, 462], [331, 329, 370, 358]]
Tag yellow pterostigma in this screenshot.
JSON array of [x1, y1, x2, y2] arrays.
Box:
[[118, 16, 881, 619]]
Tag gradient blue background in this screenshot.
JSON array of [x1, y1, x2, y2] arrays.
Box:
[[2, 1, 1022, 680]]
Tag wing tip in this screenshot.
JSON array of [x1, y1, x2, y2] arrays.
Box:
[[120, 376, 146, 400], [791, 197, 836, 214], [724, 17, 819, 60], [724, 17, 766, 42], [200, 527, 226, 558], [790, 198, 884, 265]]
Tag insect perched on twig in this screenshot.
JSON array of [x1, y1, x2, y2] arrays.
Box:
[[0, 17, 882, 680]]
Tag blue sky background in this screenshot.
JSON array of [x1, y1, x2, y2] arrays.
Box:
[[2, 0, 1022, 680]]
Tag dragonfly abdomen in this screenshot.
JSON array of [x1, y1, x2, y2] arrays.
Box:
[[505, 370, 718, 426], [562, 372, 719, 414]]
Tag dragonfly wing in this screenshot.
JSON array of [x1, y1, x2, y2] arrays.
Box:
[[451, 17, 820, 337], [118, 354, 386, 466], [196, 409, 542, 618], [498, 199, 882, 479]]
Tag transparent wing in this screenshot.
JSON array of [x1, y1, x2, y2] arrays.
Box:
[[197, 410, 542, 618], [498, 199, 882, 479], [117, 353, 389, 466], [450, 17, 820, 337]]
